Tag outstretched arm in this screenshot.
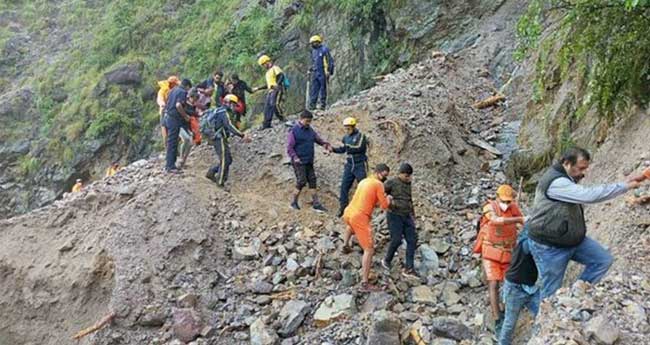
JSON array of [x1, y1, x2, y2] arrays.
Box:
[[547, 177, 629, 204]]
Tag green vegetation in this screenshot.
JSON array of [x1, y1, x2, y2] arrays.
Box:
[[17, 155, 40, 177], [517, 0, 650, 121]]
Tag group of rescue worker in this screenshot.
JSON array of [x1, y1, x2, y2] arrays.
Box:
[[71, 32, 650, 344]]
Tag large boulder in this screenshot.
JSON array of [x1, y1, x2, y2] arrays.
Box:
[[250, 317, 280, 345], [278, 300, 310, 337], [313, 294, 356, 326], [431, 317, 473, 341], [366, 311, 401, 345], [171, 308, 202, 343], [104, 62, 143, 85]]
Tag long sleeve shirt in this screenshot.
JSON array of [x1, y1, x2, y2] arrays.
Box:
[[332, 130, 367, 162], [286, 124, 328, 163], [213, 108, 244, 141], [547, 177, 628, 204]]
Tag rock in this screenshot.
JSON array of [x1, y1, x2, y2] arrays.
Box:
[[172, 308, 202, 343], [366, 311, 401, 345], [137, 306, 167, 327], [340, 270, 357, 287], [104, 62, 143, 85], [624, 301, 647, 325], [418, 245, 439, 274], [409, 90, 422, 97], [278, 300, 310, 337], [250, 318, 280, 345], [430, 317, 472, 341], [430, 238, 451, 254], [585, 315, 620, 345], [316, 237, 336, 252], [313, 294, 356, 326], [440, 282, 462, 306], [250, 280, 274, 294], [410, 285, 436, 305], [233, 244, 258, 260], [58, 240, 74, 252], [200, 326, 216, 338], [468, 138, 502, 156], [361, 292, 395, 313], [177, 293, 198, 308]]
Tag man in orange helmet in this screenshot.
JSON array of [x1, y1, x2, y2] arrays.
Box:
[[473, 184, 525, 330]]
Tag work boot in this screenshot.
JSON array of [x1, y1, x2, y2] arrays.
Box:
[[401, 268, 419, 280], [166, 168, 182, 175], [291, 201, 300, 210], [381, 259, 391, 271], [312, 203, 328, 213], [205, 172, 218, 183]]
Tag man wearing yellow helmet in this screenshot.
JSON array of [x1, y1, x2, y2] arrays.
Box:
[[204, 94, 252, 188], [332, 117, 368, 217], [253, 54, 286, 129], [308, 35, 334, 110]]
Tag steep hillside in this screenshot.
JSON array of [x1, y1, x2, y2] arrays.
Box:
[[0, 1, 533, 342], [0, 0, 511, 218]]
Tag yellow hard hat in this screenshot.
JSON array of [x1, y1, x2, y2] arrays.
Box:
[[224, 94, 239, 104], [309, 35, 322, 44], [496, 184, 515, 202], [257, 55, 271, 66], [343, 117, 357, 126]]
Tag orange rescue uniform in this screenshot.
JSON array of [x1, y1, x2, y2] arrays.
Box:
[[343, 176, 390, 250], [474, 200, 522, 281]]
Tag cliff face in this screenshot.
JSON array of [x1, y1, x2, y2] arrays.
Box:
[[0, 0, 512, 218]]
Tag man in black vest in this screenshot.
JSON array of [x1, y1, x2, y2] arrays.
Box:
[[527, 147, 645, 298]]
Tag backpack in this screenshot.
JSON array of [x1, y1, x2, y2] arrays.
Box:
[[200, 108, 224, 139], [281, 73, 291, 90]]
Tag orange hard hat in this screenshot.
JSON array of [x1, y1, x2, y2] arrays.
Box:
[[496, 184, 515, 202]]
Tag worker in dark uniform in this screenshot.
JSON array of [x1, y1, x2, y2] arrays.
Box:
[[205, 94, 252, 188], [308, 35, 334, 110], [332, 117, 368, 217]]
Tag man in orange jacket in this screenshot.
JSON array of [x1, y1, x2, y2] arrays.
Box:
[[341, 164, 392, 292], [474, 184, 525, 329]]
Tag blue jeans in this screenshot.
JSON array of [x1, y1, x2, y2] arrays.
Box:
[[498, 280, 540, 345], [309, 75, 327, 109], [338, 160, 367, 213], [165, 114, 182, 170], [528, 236, 613, 299], [384, 213, 417, 269]]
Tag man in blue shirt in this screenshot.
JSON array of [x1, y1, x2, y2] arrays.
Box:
[[308, 35, 334, 111], [164, 79, 193, 173], [527, 147, 646, 298]]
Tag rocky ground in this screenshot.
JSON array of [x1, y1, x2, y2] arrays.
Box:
[[0, 19, 530, 344]]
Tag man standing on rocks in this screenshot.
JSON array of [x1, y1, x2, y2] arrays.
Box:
[[254, 55, 286, 129], [286, 110, 332, 211], [473, 184, 525, 328], [308, 35, 334, 110], [197, 70, 225, 107], [381, 163, 418, 279], [204, 94, 252, 188], [164, 79, 193, 174], [332, 117, 368, 217], [527, 147, 645, 298], [341, 164, 392, 292]]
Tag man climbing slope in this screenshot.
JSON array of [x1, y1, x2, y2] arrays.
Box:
[[473, 184, 525, 328], [341, 164, 392, 292], [527, 147, 646, 298], [204, 94, 252, 188], [197, 70, 226, 107], [332, 117, 368, 217], [308, 35, 334, 110], [164, 79, 193, 174], [286, 110, 332, 212], [254, 55, 286, 129]]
